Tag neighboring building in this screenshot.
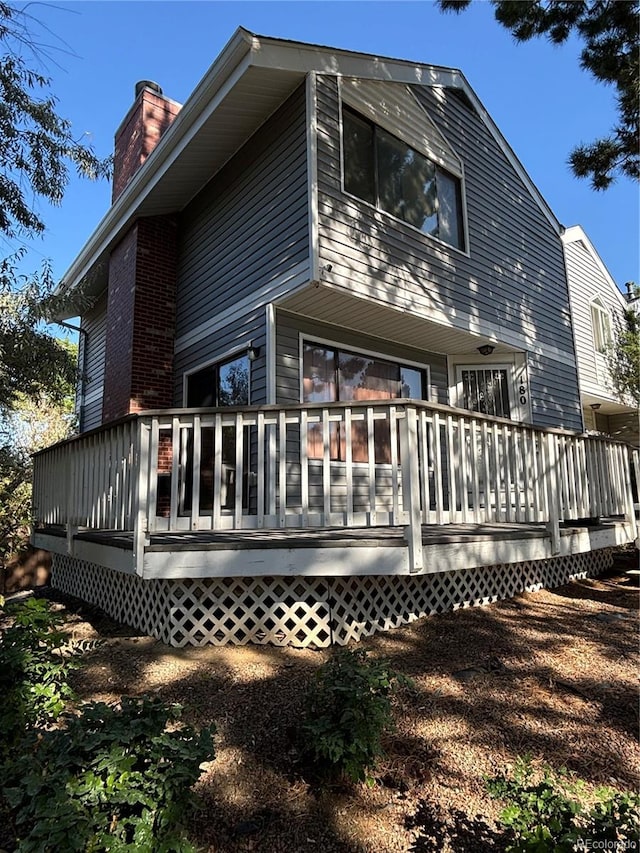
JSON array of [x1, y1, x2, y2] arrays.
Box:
[[562, 225, 639, 448], [33, 31, 637, 648]]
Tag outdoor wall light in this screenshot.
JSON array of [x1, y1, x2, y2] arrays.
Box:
[[590, 403, 602, 411], [477, 344, 495, 356], [247, 343, 260, 362]]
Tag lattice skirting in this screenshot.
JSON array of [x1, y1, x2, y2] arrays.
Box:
[[51, 548, 614, 648]]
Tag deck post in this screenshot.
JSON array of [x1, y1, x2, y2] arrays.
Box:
[[622, 445, 638, 544], [133, 417, 151, 576], [543, 432, 561, 555], [400, 404, 423, 573]]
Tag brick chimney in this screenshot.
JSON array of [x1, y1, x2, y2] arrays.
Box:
[[112, 81, 182, 203], [101, 82, 181, 423]]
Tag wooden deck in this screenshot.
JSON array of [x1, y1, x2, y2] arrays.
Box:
[[33, 518, 633, 581]]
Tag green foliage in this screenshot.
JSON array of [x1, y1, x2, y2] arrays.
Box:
[[438, 0, 639, 190], [0, 341, 76, 572], [0, 1, 110, 424], [0, 2, 112, 240], [605, 305, 640, 407], [301, 648, 411, 785], [0, 597, 77, 741], [487, 755, 640, 852], [3, 697, 216, 853]]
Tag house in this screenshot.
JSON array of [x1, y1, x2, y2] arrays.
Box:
[[562, 225, 639, 448], [32, 30, 637, 648]]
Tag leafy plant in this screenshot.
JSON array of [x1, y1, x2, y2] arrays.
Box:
[[301, 648, 411, 785], [487, 755, 640, 852], [0, 596, 78, 741], [3, 697, 216, 853]]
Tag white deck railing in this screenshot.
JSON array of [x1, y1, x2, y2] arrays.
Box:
[[32, 401, 636, 570]]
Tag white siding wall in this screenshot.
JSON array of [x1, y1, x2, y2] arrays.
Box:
[[563, 236, 625, 402]]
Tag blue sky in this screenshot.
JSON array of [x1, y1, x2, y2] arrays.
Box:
[[15, 0, 639, 294]]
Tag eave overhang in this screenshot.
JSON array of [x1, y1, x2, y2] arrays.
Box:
[[57, 29, 562, 318]]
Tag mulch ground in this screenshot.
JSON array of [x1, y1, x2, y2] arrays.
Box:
[[17, 547, 640, 852]]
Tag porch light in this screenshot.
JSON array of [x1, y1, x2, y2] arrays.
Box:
[[477, 344, 495, 356], [247, 342, 260, 362], [590, 403, 602, 411]]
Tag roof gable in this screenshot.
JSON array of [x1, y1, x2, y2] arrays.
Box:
[[58, 28, 560, 310]]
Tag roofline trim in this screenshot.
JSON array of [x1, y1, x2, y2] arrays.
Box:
[[59, 29, 561, 300]]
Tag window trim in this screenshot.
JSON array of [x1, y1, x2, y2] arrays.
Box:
[[339, 102, 469, 256], [300, 335, 432, 466], [448, 352, 531, 423], [298, 333, 431, 405], [182, 346, 252, 408], [590, 298, 612, 355]]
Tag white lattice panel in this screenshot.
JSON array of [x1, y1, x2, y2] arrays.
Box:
[[52, 556, 174, 644], [168, 577, 332, 647], [51, 549, 613, 649]]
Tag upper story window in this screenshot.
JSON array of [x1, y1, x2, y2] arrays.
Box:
[[342, 106, 465, 251], [590, 299, 611, 354], [186, 354, 249, 407]]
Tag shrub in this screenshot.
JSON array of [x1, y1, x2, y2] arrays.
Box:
[[486, 755, 640, 852], [0, 596, 78, 741], [3, 697, 216, 852], [301, 648, 411, 785]]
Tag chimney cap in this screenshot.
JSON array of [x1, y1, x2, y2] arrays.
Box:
[[135, 80, 163, 98]]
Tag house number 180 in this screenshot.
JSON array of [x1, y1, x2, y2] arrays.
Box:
[[519, 384, 527, 406]]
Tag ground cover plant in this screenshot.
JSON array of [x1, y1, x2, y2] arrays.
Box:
[[0, 598, 215, 853], [487, 755, 640, 852], [301, 648, 412, 784], [1, 548, 638, 852]]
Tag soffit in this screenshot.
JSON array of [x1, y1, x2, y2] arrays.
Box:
[[278, 284, 518, 357]]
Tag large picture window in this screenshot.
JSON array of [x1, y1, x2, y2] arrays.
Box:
[[303, 342, 426, 463], [342, 107, 464, 250]]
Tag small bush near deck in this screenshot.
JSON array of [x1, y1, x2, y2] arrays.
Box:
[[3, 697, 216, 853], [301, 648, 411, 785], [0, 597, 78, 741], [486, 755, 640, 852]]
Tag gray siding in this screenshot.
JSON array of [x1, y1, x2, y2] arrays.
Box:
[[80, 292, 107, 431], [173, 84, 310, 403], [275, 309, 448, 405], [315, 76, 582, 431], [564, 236, 625, 401]]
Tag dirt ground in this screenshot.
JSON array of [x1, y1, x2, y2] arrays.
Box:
[[30, 547, 640, 852]]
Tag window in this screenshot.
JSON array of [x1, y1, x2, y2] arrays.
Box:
[[184, 354, 250, 511], [342, 107, 464, 250], [458, 367, 511, 419], [590, 300, 611, 354], [186, 354, 249, 407], [303, 342, 426, 462]]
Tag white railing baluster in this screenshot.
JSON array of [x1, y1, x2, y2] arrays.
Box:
[[367, 406, 376, 525], [235, 412, 244, 529], [278, 409, 287, 528], [300, 409, 309, 527], [29, 402, 636, 556], [257, 411, 266, 526], [400, 405, 423, 572], [344, 407, 354, 527]]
